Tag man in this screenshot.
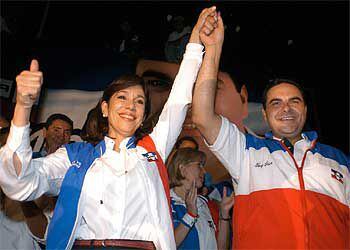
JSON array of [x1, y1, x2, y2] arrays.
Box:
[[33, 113, 73, 158], [22, 113, 73, 246], [135, 58, 254, 182], [192, 11, 349, 249]]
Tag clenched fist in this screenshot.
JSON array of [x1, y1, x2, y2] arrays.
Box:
[[15, 59, 43, 108]]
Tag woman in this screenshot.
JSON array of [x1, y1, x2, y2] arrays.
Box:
[[0, 7, 219, 249], [168, 148, 234, 250]]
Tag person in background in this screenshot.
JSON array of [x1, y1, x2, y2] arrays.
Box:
[[19, 113, 73, 247], [136, 44, 255, 184], [192, 8, 349, 249], [0, 119, 41, 249], [0, 127, 9, 147], [0, 6, 218, 249], [168, 148, 234, 249], [165, 15, 192, 63], [32, 113, 73, 158], [0, 115, 9, 130], [80, 106, 101, 146], [174, 136, 199, 150], [166, 136, 199, 166]]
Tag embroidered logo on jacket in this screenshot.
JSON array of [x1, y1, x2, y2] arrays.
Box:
[[331, 169, 344, 184], [254, 161, 273, 168], [142, 152, 158, 162], [72, 160, 82, 168]]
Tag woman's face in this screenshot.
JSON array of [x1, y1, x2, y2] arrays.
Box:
[[181, 161, 206, 189], [102, 85, 146, 139]]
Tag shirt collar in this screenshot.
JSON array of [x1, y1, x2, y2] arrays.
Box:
[[39, 146, 48, 157], [103, 135, 137, 151], [264, 130, 318, 142], [170, 189, 184, 204]]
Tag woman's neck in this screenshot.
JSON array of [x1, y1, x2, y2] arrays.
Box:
[[173, 185, 188, 201], [107, 134, 127, 152]]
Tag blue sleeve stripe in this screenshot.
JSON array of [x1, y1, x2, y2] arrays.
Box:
[[311, 143, 349, 168], [245, 134, 286, 154]]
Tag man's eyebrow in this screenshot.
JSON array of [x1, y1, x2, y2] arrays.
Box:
[[268, 98, 282, 104], [289, 96, 303, 102]]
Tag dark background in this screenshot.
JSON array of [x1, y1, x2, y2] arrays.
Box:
[[1, 1, 349, 153]]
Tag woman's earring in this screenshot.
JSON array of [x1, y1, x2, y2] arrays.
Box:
[[103, 113, 107, 118]]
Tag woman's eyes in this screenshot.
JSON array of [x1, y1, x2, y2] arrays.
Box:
[[117, 95, 144, 105], [136, 99, 144, 105], [117, 95, 126, 100]]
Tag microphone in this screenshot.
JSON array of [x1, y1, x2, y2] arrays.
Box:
[[282, 138, 294, 153]]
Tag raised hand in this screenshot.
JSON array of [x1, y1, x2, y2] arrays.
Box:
[[219, 186, 235, 219], [189, 6, 218, 44], [185, 180, 198, 216], [15, 59, 43, 108], [199, 10, 224, 47]]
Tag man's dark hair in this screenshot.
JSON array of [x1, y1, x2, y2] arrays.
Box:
[[220, 65, 245, 92], [45, 113, 74, 131], [175, 136, 199, 150], [262, 78, 307, 110]]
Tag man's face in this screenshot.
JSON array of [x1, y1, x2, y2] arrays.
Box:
[[179, 72, 249, 181], [262, 83, 307, 142], [143, 75, 172, 121], [44, 119, 72, 153], [215, 72, 248, 131], [137, 61, 249, 182]]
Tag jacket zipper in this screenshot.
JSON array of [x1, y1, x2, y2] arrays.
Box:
[[280, 140, 315, 249]]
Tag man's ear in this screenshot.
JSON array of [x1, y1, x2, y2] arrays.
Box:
[[42, 127, 47, 139], [240, 85, 249, 119], [262, 107, 268, 123], [304, 105, 307, 117]]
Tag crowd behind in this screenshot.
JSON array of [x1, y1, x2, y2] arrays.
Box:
[[0, 6, 349, 250]]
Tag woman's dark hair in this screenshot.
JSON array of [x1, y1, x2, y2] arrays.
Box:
[[93, 75, 151, 143], [80, 107, 101, 146]]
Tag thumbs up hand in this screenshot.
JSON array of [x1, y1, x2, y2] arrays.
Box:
[[15, 59, 43, 108]]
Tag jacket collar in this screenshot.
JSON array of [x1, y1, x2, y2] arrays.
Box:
[[264, 131, 318, 142], [100, 135, 137, 152]]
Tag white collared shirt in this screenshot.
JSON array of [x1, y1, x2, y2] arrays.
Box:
[[75, 137, 156, 241]]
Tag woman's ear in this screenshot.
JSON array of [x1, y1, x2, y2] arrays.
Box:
[[101, 101, 108, 118], [179, 164, 186, 178]]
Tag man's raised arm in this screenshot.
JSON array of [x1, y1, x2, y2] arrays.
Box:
[[192, 12, 224, 145]]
